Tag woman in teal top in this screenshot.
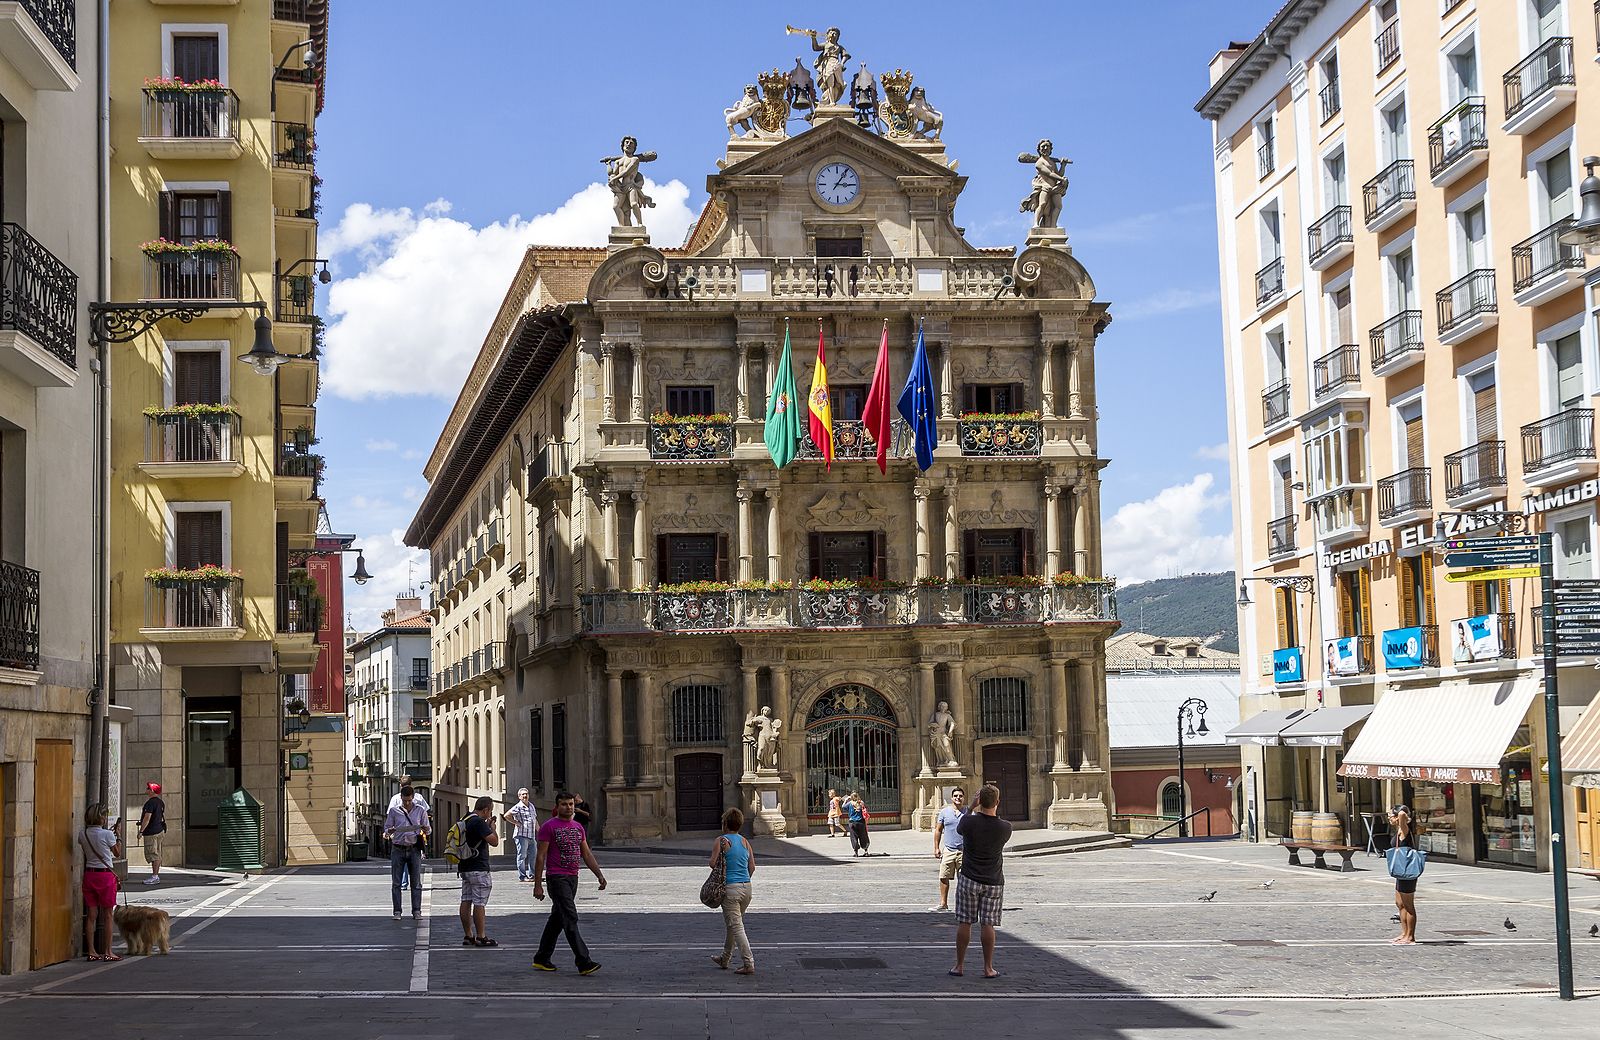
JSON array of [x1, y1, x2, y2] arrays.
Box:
[[710, 807, 756, 974]]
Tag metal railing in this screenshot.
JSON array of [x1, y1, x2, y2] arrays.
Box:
[[1255, 256, 1285, 308], [273, 0, 315, 20], [1450, 612, 1516, 662], [800, 418, 914, 460], [481, 640, 505, 674], [657, 255, 1018, 302], [277, 449, 324, 491], [1427, 97, 1487, 178], [1307, 206, 1352, 265], [530, 441, 571, 488], [278, 274, 316, 324], [141, 87, 239, 142], [976, 677, 1031, 735], [1312, 344, 1359, 399], [1, 222, 78, 370], [20, 0, 75, 70], [410, 673, 429, 690], [1375, 19, 1400, 73], [1362, 159, 1414, 226], [1137, 807, 1214, 841], [1436, 269, 1495, 335], [1267, 515, 1297, 559], [1258, 140, 1275, 179], [1444, 440, 1507, 499], [276, 582, 322, 634], [145, 576, 243, 630], [273, 120, 314, 169], [1327, 634, 1375, 675], [1319, 76, 1340, 123], [647, 417, 732, 460], [1504, 37, 1574, 120], [409, 716, 431, 730], [143, 411, 240, 465], [956, 416, 1041, 457], [1521, 408, 1596, 475], [1369, 311, 1422, 370], [1511, 218, 1585, 294], [145, 248, 239, 301], [1382, 624, 1440, 670], [0, 560, 41, 670], [1262, 378, 1291, 427], [1377, 467, 1431, 521]]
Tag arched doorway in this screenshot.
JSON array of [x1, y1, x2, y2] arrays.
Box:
[[805, 684, 900, 824]]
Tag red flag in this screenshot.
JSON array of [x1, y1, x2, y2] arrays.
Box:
[[862, 319, 893, 474]]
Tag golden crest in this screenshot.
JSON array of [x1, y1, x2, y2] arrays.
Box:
[[756, 69, 791, 135], [878, 68, 914, 140]]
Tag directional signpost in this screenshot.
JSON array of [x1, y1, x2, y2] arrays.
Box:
[[1552, 578, 1600, 656], [1443, 566, 1541, 582]]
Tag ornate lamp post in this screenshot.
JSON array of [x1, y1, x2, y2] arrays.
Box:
[[1176, 697, 1209, 837]]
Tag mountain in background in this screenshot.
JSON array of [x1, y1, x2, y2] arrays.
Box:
[[1115, 572, 1238, 653]]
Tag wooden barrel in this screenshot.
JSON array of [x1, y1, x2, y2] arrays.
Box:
[[1291, 810, 1314, 843], [1311, 812, 1342, 845]]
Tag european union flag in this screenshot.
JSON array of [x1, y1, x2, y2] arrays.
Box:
[[897, 322, 937, 471]]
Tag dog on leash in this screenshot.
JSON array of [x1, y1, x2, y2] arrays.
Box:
[[113, 905, 171, 955]]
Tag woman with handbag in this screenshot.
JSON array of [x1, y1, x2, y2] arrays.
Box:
[[1388, 805, 1421, 945], [708, 807, 756, 975]]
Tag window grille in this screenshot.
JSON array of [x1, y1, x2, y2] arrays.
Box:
[[977, 677, 1030, 735], [671, 684, 726, 745]]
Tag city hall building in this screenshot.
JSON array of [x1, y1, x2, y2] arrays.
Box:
[[408, 54, 1119, 840]]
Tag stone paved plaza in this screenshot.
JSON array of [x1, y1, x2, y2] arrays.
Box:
[[3, 832, 1598, 1038]]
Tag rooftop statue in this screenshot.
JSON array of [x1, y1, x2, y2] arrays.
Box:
[[1019, 139, 1071, 229], [724, 85, 763, 138], [907, 86, 943, 141], [788, 25, 851, 106], [602, 136, 657, 228], [850, 62, 879, 131], [878, 69, 915, 140]]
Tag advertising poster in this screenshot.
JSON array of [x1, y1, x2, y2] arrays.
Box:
[[1324, 637, 1361, 676], [1450, 614, 1501, 663], [1382, 626, 1425, 669], [1273, 646, 1304, 684]]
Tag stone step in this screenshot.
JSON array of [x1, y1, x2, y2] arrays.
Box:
[[1008, 830, 1133, 857]]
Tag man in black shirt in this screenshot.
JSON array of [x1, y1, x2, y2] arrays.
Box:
[[457, 796, 500, 946], [950, 783, 1012, 978], [137, 782, 167, 886]]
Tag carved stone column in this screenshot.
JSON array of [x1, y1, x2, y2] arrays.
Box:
[[1068, 346, 1084, 419], [636, 672, 658, 784], [943, 486, 960, 580], [630, 344, 645, 422], [917, 661, 936, 777], [1067, 660, 1085, 770], [736, 483, 754, 582], [1040, 343, 1056, 420], [948, 656, 969, 768], [600, 343, 616, 422], [632, 489, 650, 588], [735, 343, 751, 421], [765, 486, 782, 581], [739, 664, 758, 775], [1071, 481, 1090, 576], [764, 342, 777, 399], [605, 669, 625, 784], [937, 341, 954, 419], [1048, 656, 1070, 769], [600, 487, 620, 589], [913, 480, 932, 579], [1043, 482, 1062, 576], [1087, 475, 1103, 576]]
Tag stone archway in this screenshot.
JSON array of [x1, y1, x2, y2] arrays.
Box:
[[803, 683, 901, 824]]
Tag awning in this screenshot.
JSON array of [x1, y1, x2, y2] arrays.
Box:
[[1279, 704, 1375, 747], [1338, 675, 1541, 784], [1561, 691, 1600, 777], [1224, 708, 1311, 746]]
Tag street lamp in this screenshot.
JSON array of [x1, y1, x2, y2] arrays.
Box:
[[1176, 697, 1209, 837], [350, 549, 373, 585], [1558, 156, 1600, 256]]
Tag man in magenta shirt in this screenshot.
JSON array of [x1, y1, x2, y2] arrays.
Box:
[[531, 791, 608, 974]]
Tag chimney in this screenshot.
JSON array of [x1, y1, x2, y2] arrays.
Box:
[[394, 593, 423, 617]]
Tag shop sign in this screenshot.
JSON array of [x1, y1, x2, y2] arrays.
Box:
[[1320, 517, 1485, 570], [1324, 637, 1362, 676], [1523, 477, 1600, 516], [1322, 538, 1394, 569], [1448, 614, 1502, 663], [1273, 647, 1304, 684], [1381, 626, 1425, 669], [1339, 763, 1502, 783]]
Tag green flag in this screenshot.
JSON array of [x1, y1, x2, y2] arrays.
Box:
[[763, 323, 802, 467]]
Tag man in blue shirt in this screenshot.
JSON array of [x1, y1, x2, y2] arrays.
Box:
[[929, 787, 966, 911]]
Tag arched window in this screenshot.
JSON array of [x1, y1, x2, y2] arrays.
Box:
[[1160, 781, 1184, 818], [977, 677, 1030, 735], [670, 684, 726, 745]]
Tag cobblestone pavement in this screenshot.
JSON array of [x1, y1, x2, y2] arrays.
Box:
[[3, 832, 1598, 1038]]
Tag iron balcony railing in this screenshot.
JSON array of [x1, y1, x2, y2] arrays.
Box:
[[801, 418, 915, 460], [402, 761, 431, 780], [481, 640, 506, 674], [1267, 515, 1297, 559], [647, 417, 732, 460], [1511, 218, 1585, 294], [1318, 76, 1340, 124], [0, 560, 41, 671], [20, 0, 74, 69], [1258, 140, 1275, 179], [1262, 378, 1291, 427], [1381, 624, 1440, 670], [1255, 256, 1285, 308], [409, 716, 431, 730], [1521, 408, 1596, 475], [411, 673, 429, 690], [1427, 97, 1487, 179], [1369, 311, 1422, 369], [530, 441, 571, 488], [145, 575, 243, 630], [1443, 0, 1469, 15], [1444, 440, 1507, 499], [1375, 18, 1400, 73], [273, 0, 315, 20], [145, 247, 239, 301], [1504, 37, 1574, 121], [278, 274, 317, 325], [1, 222, 78, 370], [143, 410, 241, 465], [1377, 467, 1432, 521], [1362, 159, 1415, 226], [1312, 344, 1360, 399], [273, 120, 314, 169], [141, 87, 239, 142], [1307, 206, 1352, 265], [277, 449, 324, 492], [1450, 612, 1517, 662], [956, 415, 1041, 457], [276, 582, 322, 635], [1326, 634, 1375, 675], [1436, 269, 1496, 335]]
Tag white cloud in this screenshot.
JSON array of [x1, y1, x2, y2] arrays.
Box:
[[321, 180, 698, 400], [1102, 474, 1235, 584], [400, 485, 422, 503], [364, 438, 399, 453], [1115, 287, 1220, 322], [401, 448, 426, 461], [1073, 202, 1214, 246], [345, 528, 430, 633], [1195, 441, 1231, 461], [348, 494, 393, 513]]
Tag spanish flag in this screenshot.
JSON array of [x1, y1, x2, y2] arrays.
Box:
[[808, 320, 834, 470]]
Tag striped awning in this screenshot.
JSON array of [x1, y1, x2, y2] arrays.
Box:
[[1224, 708, 1311, 746], [1561, 691, 1600, 776], [1338, 675, 1540, 784]]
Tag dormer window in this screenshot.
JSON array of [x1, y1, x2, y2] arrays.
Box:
[[1152, 641, 1168, 656], [815, 236, 864, 257]]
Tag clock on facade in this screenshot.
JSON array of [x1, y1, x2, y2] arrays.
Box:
[[814, 162, 860, 207]]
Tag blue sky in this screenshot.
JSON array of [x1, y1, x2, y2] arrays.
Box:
[[314, 1, 1283, 628]]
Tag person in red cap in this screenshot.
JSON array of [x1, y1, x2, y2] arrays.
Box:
[[137, 781, 167, 885]]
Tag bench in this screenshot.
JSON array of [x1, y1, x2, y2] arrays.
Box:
[[1279, 840, 1359, 872]]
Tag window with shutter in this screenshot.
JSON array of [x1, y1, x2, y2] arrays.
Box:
[[963, 529, 1025, 578], [964, 384, 1025, 414], [1403, 413, 1425, 468], [1275, 586, 1297, 649], [172, 34, 220, 82], [1275, 459, 1294, 518], [1473, 381, 1497, 443], [658, 534, 719, 583], [175, 350, 223, 405], [1357, 566, 1372, 636], [831, 384, 868, 421], [1337, 571, 1356, 636], [1329, 285, 1353, 344], [812, 531, 875, 580], [665, 386, 715, 416], [175, 511, 224, 569], [1420, 551, 1436, 627], [1541, 149, 1573, 226], [1398, 556, 1417, 628], [1554, 333, 1584, 410]]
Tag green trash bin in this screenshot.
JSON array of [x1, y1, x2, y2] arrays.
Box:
[[216, 788, 265, 872]]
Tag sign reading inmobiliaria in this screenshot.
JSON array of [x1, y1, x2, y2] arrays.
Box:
[[1524, 476, 1600, 515]]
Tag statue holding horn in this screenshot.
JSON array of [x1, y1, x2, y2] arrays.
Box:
[[787, 25, 851, 106]]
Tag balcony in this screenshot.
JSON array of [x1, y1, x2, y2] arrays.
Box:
[[480, 640, 506, 677], [801, 418, 915, 461], [1520, 408, 1597, 489], [141, 408, 243, 478], [1375, 18, 1400, 74], [1427, 97, 1487, 187], [1503, 37, 1575, 135], [647, 415, 732, 460], [0, 0, 76, 90], [1318, 77, 1340, 124], [956, 414, 1041, 457], [1266, 515, 1297, 560], [1362, 159, 1415, 232], [1307, 206, 1353, 270], [1450, 612, 1517, 665], [1444, 440, 1507, 505], [276, 581, 322, 635], [1261, 378, 1291, 429], [139, 85, 243, 160], [1368, 311, 1423, 376], [1435, 269, 1496, 344], [0, 223, 77, 386], [530, 441, 571, 490], [1312, 344, 1361, 402], [273, 0, 314, 20], [143, 245, 240, 302], [1381, 624, 1440, 672], [1377, 467, 1432, 526], [409, 715, 431, 731], [1325, 634, 1375, 679], [1258, 141, 1275, 180], [410, 674, 429, 691], [278, 274, 319, 325], [1309, 487, 1369, 545], [142, 573, 244, 637], [1511, 218, 1586, 306], [0, 560, 41, 671], [402, 761, 431, 781], [272, 120, 315, 170], [1255, 256, 1285, 309], [276, 447, 324, 497]]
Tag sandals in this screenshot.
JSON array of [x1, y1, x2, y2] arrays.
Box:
[[475, 937, 499, 947]]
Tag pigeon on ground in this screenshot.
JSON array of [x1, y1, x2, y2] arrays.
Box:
[[1259, 879, 1275, 889], [1503, 917, 1517, 932], [1588, 924, 1597, 938], [1198, 891, 1217, 902]]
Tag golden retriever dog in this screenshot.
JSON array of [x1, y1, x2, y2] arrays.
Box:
[[113, 905, 171, 955]]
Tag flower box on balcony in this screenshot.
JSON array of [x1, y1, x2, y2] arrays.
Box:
[[144, 565, 242, 589], [142, 402, 238, 422]]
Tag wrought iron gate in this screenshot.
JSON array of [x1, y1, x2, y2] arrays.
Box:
[[805, 684, 900, 822]]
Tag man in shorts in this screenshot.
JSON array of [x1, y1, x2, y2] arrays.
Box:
[[949, 783, 1011, 979], [929, 787, 966, 911], [137, 782, 167, 885], [457, 796, 500, 946]]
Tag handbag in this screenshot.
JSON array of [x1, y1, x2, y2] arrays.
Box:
[[1385, 844, 1427, 881], [699, 836, 728, 909]]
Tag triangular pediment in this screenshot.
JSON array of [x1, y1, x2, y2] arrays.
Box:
[[711, 116, 962, 188]]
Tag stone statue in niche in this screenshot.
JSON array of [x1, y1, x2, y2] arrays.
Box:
[[928, 700, 957, 769], [1018, 139, 1071, 229], [602, 136, 657, 228], [743, 705, 780, 772]]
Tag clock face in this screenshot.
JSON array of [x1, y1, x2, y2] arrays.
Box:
[[815, 162, 860, 206]]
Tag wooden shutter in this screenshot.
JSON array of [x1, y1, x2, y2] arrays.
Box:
[[961, 384, 977, 414], [715, 533, 730, 581], [1470, 577, 1488, 617], [1398, 557, 1417, 628], [1420, 551, 1436, 627], [1473, 382, 1497, 442], [655, 534, 669, 584], [807, 533, 821, 580], [173, 34, 220, 82], [275, 522, 288, 585], [962, 529, 977, 579], [215, 189, 232, 244], [158, 191, 176, 241], [1404, 415, 1425, 469], [1020, 527, 1036, 576], [1357, 566, 1372, 636], [175, 351, 222, 405], [1337, 572, 1355, 636], [872, 530, 887, 581], [1277, 466, 1294, 518], [1495, 578, 1511, 617], [1275, 586, 1294, 648], [175, 511, 223, 569]]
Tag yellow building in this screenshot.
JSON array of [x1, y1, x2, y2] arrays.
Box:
[[1199, 0, 1600, 870], [106, 0, 330, 868]]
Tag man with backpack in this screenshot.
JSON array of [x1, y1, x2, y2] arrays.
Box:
[[449, 796, 501, 946]]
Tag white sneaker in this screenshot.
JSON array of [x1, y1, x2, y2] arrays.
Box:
[[393, 912, 402, 920], [143, 877, 160, 886]]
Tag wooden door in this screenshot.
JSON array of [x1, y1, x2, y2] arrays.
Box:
[[981, 743, 1029, 823], [1578, 787, 1599, 870], [31, 740, 72, 969], [673, 753, 724, 831]]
